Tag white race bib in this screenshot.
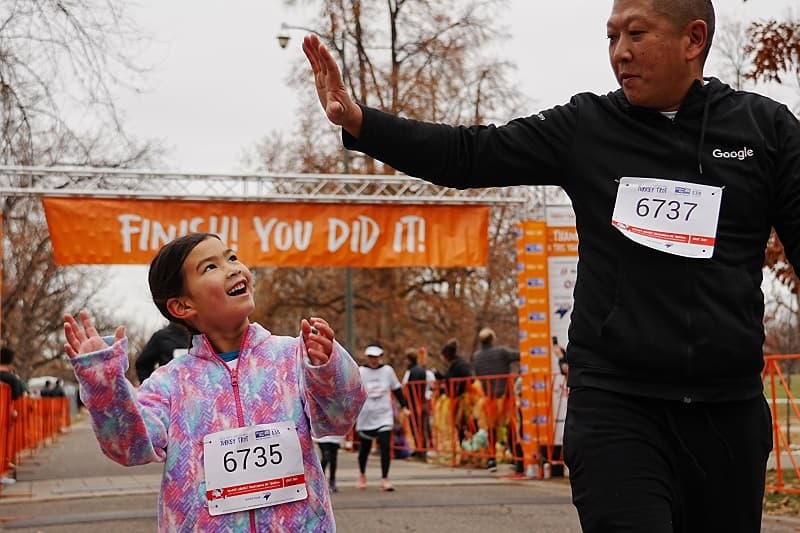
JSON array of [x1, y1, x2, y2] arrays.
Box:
[[611, 177, 722, 258], [203, 422, 308, 516]]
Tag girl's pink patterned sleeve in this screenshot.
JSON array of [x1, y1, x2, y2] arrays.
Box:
[[70, 337, 168, 466], [302, 340, 366, 437]]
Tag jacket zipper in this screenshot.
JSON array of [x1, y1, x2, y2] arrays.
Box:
[[203, 327, 257, 532], [684, 259, 694, 403], [673, 115, 695, 403]]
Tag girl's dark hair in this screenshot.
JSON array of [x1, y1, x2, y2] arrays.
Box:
[[148, 232, 220, 333]]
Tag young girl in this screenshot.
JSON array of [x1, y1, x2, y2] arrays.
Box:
[[63, 232, 366, 532]]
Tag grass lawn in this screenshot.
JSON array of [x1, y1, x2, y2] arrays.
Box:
[[764, 373, 800, 400], [765, 470, 800, 516], [765, 373, 800, 447], [758, 374, 800, 516]]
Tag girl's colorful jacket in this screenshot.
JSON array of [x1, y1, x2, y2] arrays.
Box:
[[69, 322, 366, 532]]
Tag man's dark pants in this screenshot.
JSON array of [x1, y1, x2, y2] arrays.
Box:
[[564, 386, 772, 533]]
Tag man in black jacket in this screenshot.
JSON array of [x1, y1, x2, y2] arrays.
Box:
[[303, 0, 798, 531]]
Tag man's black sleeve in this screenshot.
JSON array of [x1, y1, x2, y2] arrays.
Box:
[[772, 105, 800, 273], [344, 102, 578, 190]]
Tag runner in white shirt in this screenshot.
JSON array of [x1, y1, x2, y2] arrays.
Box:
[[355, 344, 408, 491]]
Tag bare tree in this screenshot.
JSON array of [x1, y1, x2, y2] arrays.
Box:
[[763, 281, 800, 356], [712, 17, 752, 90], [248, 0, 527, 370], [0, 0, 160, 165], [263, 0, 526, 175], [0, 0, 161, 379]]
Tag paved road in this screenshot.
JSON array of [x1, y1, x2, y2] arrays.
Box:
[[0, 417, 798, 532]]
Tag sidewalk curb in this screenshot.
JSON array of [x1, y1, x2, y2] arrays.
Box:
[[0, 472, 566, 505], [0, 417, 573, 506]]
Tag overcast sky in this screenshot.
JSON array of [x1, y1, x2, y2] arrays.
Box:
[[113, 0, 798, 174], [101, 0, 799, 331]]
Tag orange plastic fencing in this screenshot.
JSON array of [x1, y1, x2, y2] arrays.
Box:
[[763, 354, 800, 495], [395, 360, 800, 487], [0, 384, 9, 482], [400, 372, 564, 477], [0, 389, 71, 494]]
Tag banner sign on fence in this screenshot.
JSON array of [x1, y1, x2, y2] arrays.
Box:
[[42, 198, 489, 267], [516, 220, 551, 462], [545, 204, 578, 370], [516, 207, 578, 471]]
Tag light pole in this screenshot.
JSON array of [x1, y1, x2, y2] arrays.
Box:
[[277, 22, 355, 356]]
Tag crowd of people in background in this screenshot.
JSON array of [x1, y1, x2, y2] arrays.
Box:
[[338, 326, 559, 492], [289, 327, 560, 496], [40, 379, 65, 398]]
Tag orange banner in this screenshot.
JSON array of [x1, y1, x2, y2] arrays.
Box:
[[516, 220, 552, 461], [42, 198, 489, 267], [546, 226, 579, 257]]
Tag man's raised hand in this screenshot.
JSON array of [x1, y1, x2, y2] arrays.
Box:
[[302, 33, 363, 138]]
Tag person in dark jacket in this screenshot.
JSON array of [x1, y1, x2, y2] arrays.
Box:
[[303, 0, 797, 530], [0, 348, 24, 402], [472, 327, 520, 472], [434, 339, 473, 397], [472, 327, 520, 399], [435, 338, 473, 445], [135, 322, 191, 383], [402, 349, 434, 458]]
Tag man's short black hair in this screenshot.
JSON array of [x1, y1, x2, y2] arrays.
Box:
[[650, 0, 715, 64]]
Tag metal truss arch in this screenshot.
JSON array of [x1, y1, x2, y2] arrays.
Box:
[[0, 166, 569, 220]]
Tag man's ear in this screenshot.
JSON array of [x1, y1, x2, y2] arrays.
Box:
[[166, 297, 195, 321], [685, 20, 708, 63]]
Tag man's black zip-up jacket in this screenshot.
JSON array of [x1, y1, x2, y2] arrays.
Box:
[[345, 78, 800, 403]]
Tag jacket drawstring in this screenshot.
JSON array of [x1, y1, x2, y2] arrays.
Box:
[[697, 87, 711, 176]]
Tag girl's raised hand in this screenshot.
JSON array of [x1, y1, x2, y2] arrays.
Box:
[[301, 317, 334, 366], [64, 310, 125, 359]]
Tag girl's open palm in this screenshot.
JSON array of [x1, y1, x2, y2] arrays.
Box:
[[63, 310, 125, 359]]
